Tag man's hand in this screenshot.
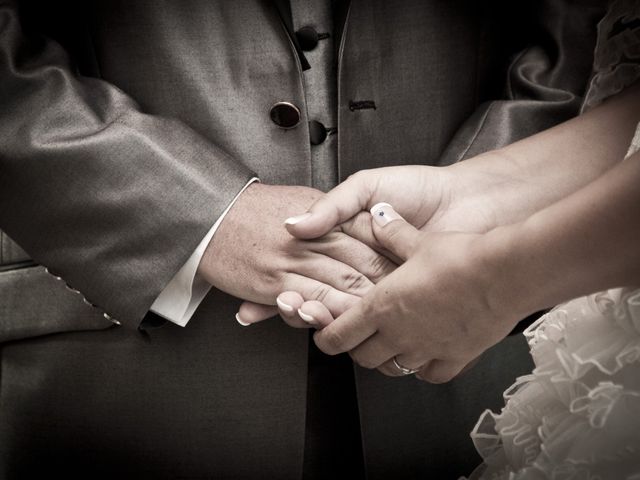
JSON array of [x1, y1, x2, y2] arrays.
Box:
[[279, 203, 527, 383], [198, 183, 396, 325]]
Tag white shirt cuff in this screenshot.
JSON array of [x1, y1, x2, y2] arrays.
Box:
[[149, 178, 259, 326]]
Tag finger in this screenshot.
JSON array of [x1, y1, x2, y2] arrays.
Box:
[[348, 333, 397, 370], [294, 256, 375, 299], [236, 302, 279, 326], [415, 359, 465, 384], [338, 211, 377, 248], [369, 203, 421, 261], [339, 211, 404, 266], [306, 232, 397, 284], [276, 292, 311, 329], [284, 171, 375, 239], [282, 274, 361, 318], [313, 301, 377, 355], [276, 291, 304, 317], [286, 252, 375, 301], [298, 300, 335, 329]]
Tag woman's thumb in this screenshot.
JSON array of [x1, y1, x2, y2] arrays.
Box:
[[369, 203, 420, 261]]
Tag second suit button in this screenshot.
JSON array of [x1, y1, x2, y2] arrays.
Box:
[[270, 102, 301, 129], [309, 120, 328, 145], [295, 26, 330, 52]]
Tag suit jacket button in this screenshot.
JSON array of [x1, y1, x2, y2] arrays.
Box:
[[309, 120, 327, 145], [270, 102, 301, 129], [296, 26, 319, 51]]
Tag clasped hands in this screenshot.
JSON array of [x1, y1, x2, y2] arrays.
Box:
[[198, 165, 524, 383]]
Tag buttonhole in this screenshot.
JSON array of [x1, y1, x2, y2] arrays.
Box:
[[349, 100, 377, 111]]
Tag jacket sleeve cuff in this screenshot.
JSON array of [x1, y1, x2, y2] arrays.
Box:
[[149, 178, 259, 326]]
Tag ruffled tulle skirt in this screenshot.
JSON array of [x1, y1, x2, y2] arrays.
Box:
[[467, 288, 640, 480]]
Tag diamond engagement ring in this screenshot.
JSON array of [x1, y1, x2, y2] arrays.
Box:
[[392, 356, 420, 375]]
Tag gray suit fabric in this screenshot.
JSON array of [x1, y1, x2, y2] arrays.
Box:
[[0, 0, 604, 478], [291, 0, 338, 193]]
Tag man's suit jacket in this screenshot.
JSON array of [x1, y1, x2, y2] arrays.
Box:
[[0, 0, 604, 478]]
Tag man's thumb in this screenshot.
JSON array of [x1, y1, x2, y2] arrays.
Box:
[[369, 203, 420, 261]]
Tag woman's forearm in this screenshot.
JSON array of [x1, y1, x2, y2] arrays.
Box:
[[487, 151, 640, 317], [446, 83, 640, 231]]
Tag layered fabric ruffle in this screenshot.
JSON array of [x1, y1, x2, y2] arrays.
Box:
[[582, 0, 640, 112], [464, 1, 640, 476], [467, 289, 640, 480]]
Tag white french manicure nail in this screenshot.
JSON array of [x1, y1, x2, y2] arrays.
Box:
[[284, 212, 312, 225], [235, 313, 251, 326], [276, 297, 294, 313], [298, 309, 316, 324], [370, 202, 401, 227]]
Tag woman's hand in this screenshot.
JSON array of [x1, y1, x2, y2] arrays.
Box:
[[280, 203, 529, 383], [280, 143, 640, 381], [284, 163, 499, 240], [239, 161, 504, 325], [270, 159, 523, 327]]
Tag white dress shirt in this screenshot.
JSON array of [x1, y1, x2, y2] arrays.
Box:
[[149, 178, 259, 326]]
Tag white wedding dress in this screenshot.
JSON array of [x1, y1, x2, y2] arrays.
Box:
[[466, 1, 640, 478]]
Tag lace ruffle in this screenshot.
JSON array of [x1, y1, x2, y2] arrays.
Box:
[[466, 289, 640, 480], [625, 122, 640, 159], [582, 0, 640, 112]]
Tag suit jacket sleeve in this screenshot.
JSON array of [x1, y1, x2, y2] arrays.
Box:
[[0, 1, 255, 328]]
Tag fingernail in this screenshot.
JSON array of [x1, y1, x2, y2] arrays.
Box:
[[276, 297, 294, 313], [298, 309, 316, 325], [235, 313, 251, 326], [370, 202, 401, 227], [284, 213, 312, 225]]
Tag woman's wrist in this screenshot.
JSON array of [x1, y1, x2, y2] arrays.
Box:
[[443, 84, 640, 234], [441, 150, 536, 233], [476, 152, 640, 322], [431, 157, 503, 233], [471, 221, 553, 328]]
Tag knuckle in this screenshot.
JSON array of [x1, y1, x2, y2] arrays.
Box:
[[351, 353, 376, 370], [341, 271, 369, 293], [321, 330, 346, 354], [368, 254, 391, 281], [310, 284, 331, 303], [266, 267, 286, 287]]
